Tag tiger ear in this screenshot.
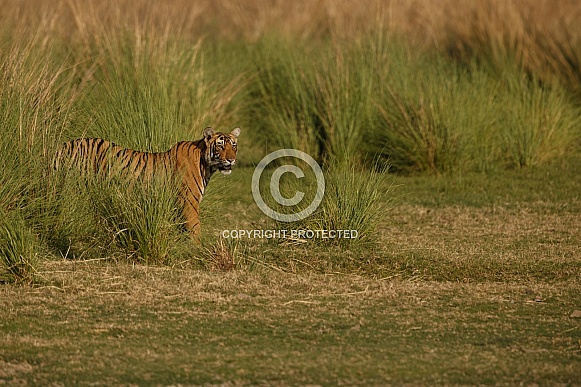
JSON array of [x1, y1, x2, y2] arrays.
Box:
[[230, 127, 241, 138], [203, 127, 215, 142]]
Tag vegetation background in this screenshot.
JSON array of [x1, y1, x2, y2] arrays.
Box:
[[0, 0, 580, 385]]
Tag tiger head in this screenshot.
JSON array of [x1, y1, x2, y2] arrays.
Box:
[[203, 127, 240, 175]]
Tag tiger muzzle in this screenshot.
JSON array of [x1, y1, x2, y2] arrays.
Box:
[[219, 159, 236, 175]]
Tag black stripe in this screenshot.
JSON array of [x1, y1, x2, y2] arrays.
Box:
[[191, 172, 205, 194], [132, 153, 147, 177], [184, 196, 200, 214], [95, 140, 111, 169], [184, 182, 201, 203]]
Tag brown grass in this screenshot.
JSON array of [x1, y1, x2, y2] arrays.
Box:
[[5, 258, 577, 306], [1, 0, 579, 45], [204, 236, 238, 271], [384, 203, 581, 256], [379, 203, 581, 281], [2, 0, 580, 96], [1, 258, 580, 384]]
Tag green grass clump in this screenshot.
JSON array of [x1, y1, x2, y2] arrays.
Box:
[[373, 53, 497, 173], [249, 35, 579, 174], [310, 163, 392, 244], [498, 71, 579, 168], [250, 39, 322, 158], [0, 30, 75, 274], [88, 176, 190, 265], [269, 162, 393, 246], [72, 29, 241, 151], [0, 213, 38, 284], [0, 32, 72, 209], [250, 38, 377, 164], [374, 51, 580, 174]]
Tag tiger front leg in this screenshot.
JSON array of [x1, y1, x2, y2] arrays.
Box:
[[179, 191, 202, 239]]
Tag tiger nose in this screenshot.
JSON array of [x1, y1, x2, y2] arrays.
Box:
[[226, 158, 236, 165]]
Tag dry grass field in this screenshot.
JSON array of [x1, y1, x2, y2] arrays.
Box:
[[2, 263, 580, 385]]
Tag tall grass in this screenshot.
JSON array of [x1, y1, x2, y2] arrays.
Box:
[[373, 51, 487, 174], [5, 0, 578, 100], [250, 38, 376, 164], [373, 47, 579, 173], [250, 39, 321, 158], [87, 176, 190, 265], [374, 56, 459, 174], [498, 71, 579, 168], [0, 213, 38, 284], [268, 162, 393, 246], [0, 32, 72, 209], [0, 27, 76, 277], [43, 170, 100, 258], [68, 8, 242, 150], [0, 0, 580, 274], [251, 34, 579, 174], [313, 43, 376, 163], [311, 163, 392, 245], [442, 0, 581, 100]]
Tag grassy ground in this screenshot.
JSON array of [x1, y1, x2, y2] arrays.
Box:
[[1, 155, 580, 385], [1, 268, 580, 385]]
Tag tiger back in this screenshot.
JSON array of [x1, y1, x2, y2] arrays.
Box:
[[55, 127, 241, 238]]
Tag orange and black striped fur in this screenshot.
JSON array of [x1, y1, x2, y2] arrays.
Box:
[[54, 127, 240, 238]]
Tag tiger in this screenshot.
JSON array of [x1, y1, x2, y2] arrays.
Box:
[[54, 127, 240, 238]]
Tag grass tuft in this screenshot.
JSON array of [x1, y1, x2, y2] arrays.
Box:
[[73, 33, 241, 151], [197, 235, 243, 271], [309, 163, 393, 245], [0, 213, 38, 284], [271, 162, 393, 246], [88, 176, 190, 265], [498, 71, 579, 168], [250, 39, 322, 158]]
